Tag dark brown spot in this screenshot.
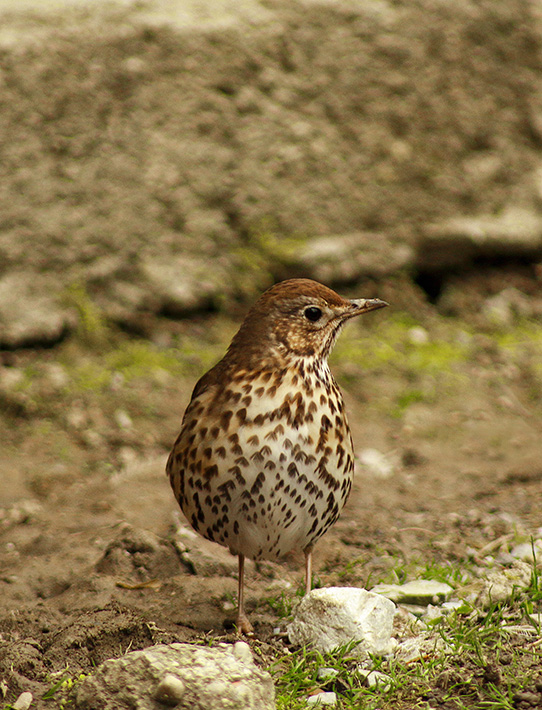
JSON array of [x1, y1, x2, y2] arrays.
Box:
[[203, 464, 219, 480], [288, 462, 298, 478], [220, 410, 233, 431], [251, 472, 265, 495], [236, 408, 247, 423]]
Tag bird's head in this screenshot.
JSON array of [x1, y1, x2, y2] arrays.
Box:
[[228, 278, 388, 365]]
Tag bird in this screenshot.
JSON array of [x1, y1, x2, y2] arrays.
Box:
[[166, 278, 388, 633]]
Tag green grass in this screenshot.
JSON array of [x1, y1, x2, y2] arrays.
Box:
[[270, 547, 542, 709], [271, 601, 542, 709], [332, 314, 472, 374]]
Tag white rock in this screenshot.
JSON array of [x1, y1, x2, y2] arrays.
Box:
[[306, 691, 337, 706], [510, 540, 542, 564], [0, 272, 75, 348], [356, 668, 392, 692], [316, 667, 339, 682], [12, 693, 33, 710], [287, 587, 395, 657], [475, 561, 533, 608], [76, 642, 274, 709], [407, 326, 429, 345], [371, 579, 453, 605], [233, 641, 253, 664]]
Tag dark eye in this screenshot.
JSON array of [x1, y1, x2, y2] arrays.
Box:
[[304, 306, 323, 322]]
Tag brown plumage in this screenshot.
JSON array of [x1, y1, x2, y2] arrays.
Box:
[[166, 278, 388, 632]]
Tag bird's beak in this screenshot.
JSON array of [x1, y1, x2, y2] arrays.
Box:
[[348, 298, 389, 316]]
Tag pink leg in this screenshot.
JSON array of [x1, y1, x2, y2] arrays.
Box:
[[236, 554, 254, 635], [304, 547, 313, 595]]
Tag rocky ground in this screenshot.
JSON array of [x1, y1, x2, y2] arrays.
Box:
[[1, 0, 542, 708]]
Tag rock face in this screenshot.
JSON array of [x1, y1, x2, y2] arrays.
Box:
[[418, 208, 542, 270], [287, 587, 396, 658], [75, 642, 275, 710], [0, 273, 75, 348], [371, 580, 454, 605], [1, 0, 542, 345]]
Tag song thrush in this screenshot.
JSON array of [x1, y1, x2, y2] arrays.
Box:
[[166, 278, 388, 632]]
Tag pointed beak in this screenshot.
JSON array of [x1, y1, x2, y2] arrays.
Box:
[[348, 297, 389, 317]]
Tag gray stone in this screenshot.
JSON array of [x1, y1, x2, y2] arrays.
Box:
[[290, 232, 414, 284], [11, 692, 33, 710], [75, 642, 275, 710], [418, 207, 542, 270], [356, 668, 392, 692], [140, 256, 226, 315], [474, 561, 533, 608], [394, 633, 449, 664], [371, 580, 453, 605], [287, 587, 395, 658], [510, 540, 542, 563], [0, 272, 75, 348], [316, 667, 339, 682], [306, 691, 337, 706]]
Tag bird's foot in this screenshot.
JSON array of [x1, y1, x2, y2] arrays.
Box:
[[236, 611, 254, 636]]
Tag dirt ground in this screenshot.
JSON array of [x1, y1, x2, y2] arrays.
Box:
[[1, 267, 542, 708], [1, 0, 542, 708]]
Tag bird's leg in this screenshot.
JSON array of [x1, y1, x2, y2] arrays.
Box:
[[304, 546, 313, 595], [236, 554, 254, 635]]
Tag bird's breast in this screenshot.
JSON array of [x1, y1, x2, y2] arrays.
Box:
[[168, 367, 355, 560]]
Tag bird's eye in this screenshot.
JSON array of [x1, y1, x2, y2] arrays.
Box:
[[304, 306, 323, 322]]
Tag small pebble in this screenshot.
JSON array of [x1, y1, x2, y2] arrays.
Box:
[[233, 641, 252, 663], [114, 409, 133, 430], [407, 326, 429, 345], [358, 449, 394, 478], [154, 674, 185, 706], [12, 692, 33, 710], [514, 691, 540, 705], [307, 691, 337, 706], [357, 668, 391, 692], [317, 667, 339, 682], [510, 541, 542, 563]]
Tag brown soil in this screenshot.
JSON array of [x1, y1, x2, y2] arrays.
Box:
[[2, 271, 542, 708]]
